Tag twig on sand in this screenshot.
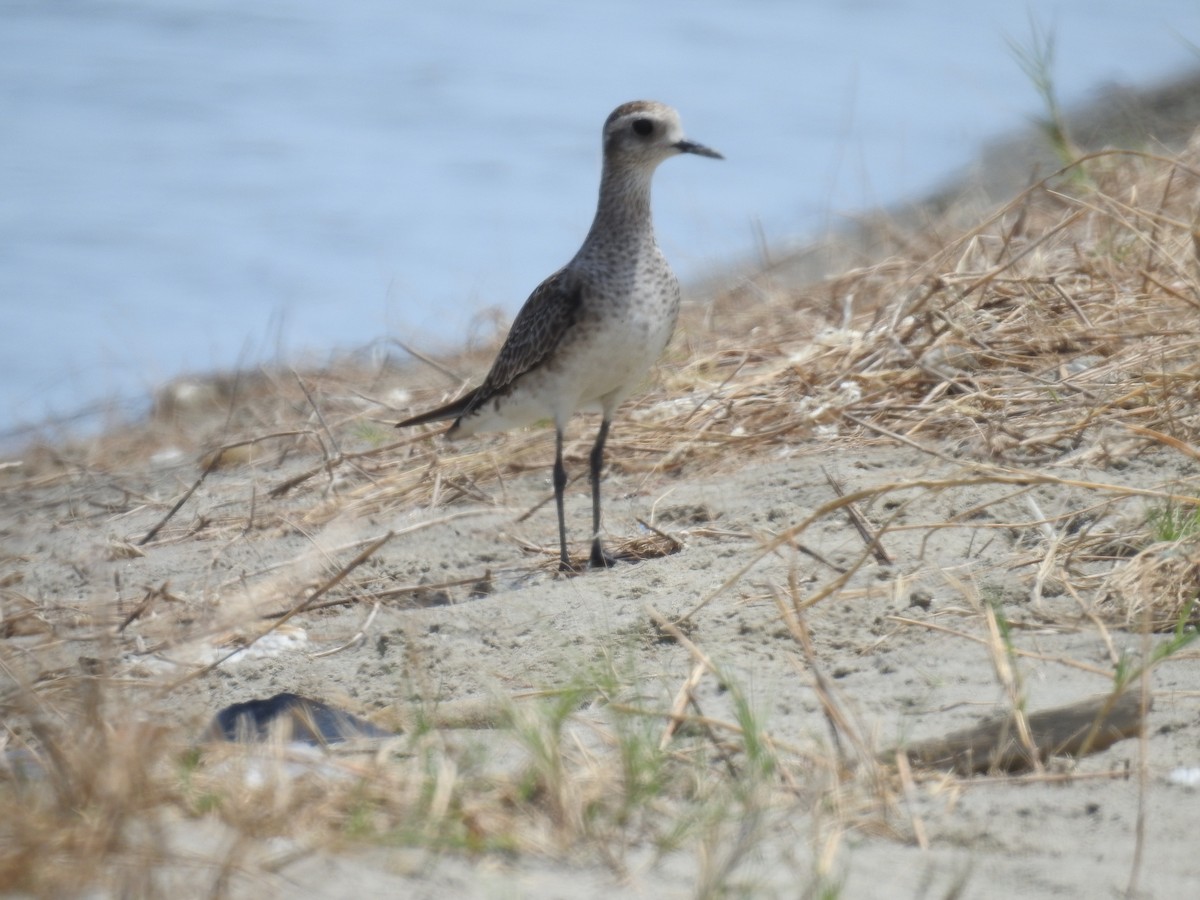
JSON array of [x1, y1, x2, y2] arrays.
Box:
[[822, 466, 893, 565], [887, 691, 1148, 775], [647, 604, 740, 776], [310, 601, 380, 658], [138, 431, 308, 544]]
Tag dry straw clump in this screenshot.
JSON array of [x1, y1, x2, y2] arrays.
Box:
[[671, 143, 1200, 472], [1103, 535, 1200, 631], [0, 680, 184, 896]]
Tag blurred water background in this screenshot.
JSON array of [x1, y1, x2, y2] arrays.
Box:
[[3, 0, 1198, 439]]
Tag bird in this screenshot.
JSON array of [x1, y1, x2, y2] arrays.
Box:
[[396, 100, 722, 572]]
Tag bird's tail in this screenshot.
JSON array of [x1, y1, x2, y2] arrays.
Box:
[[395, 388, 480, 430]]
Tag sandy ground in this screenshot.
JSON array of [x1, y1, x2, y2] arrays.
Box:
[[5, 433, 1200, 898], [4, 71, 1200, 899]]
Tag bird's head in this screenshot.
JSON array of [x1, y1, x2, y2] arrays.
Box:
[[602, 100, 723, 168]]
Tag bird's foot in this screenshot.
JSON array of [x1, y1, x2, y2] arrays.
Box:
[[554, 545, 620, 575], [589, 543, 619, 569]]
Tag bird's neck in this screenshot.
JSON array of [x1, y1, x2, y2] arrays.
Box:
[[580, 163, 657, 254]]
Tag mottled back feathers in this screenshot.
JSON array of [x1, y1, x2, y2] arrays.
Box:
[[394, 269, 583, 428]]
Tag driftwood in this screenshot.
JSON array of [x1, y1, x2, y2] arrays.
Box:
[[889, 692, 1149, 775]]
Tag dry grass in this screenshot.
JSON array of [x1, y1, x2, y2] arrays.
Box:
[[1104, 536, 1200, 631], [5, 133, 1200, 894], [0, 679, 183, 896]]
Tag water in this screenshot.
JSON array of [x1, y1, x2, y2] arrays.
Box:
[[2, 0, 1198, 437]]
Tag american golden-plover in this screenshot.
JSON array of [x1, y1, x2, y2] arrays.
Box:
[[397, 100, 722, 571]]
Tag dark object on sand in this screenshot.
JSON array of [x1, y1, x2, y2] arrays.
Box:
[[889, 691, 1148, 775], [207, 693, 394, 745]]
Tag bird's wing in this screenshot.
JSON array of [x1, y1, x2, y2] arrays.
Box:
[[461, 268, 585, 414], [396, 268, 584, 428]]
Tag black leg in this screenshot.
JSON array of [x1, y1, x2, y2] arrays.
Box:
[[589, 418, 617, 568], [553, 426, 571, 571]]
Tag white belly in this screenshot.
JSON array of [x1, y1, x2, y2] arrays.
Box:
[[456, 290, 678, 436]]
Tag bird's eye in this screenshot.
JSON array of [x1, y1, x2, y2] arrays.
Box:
[[632, 118, 654, 136]]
